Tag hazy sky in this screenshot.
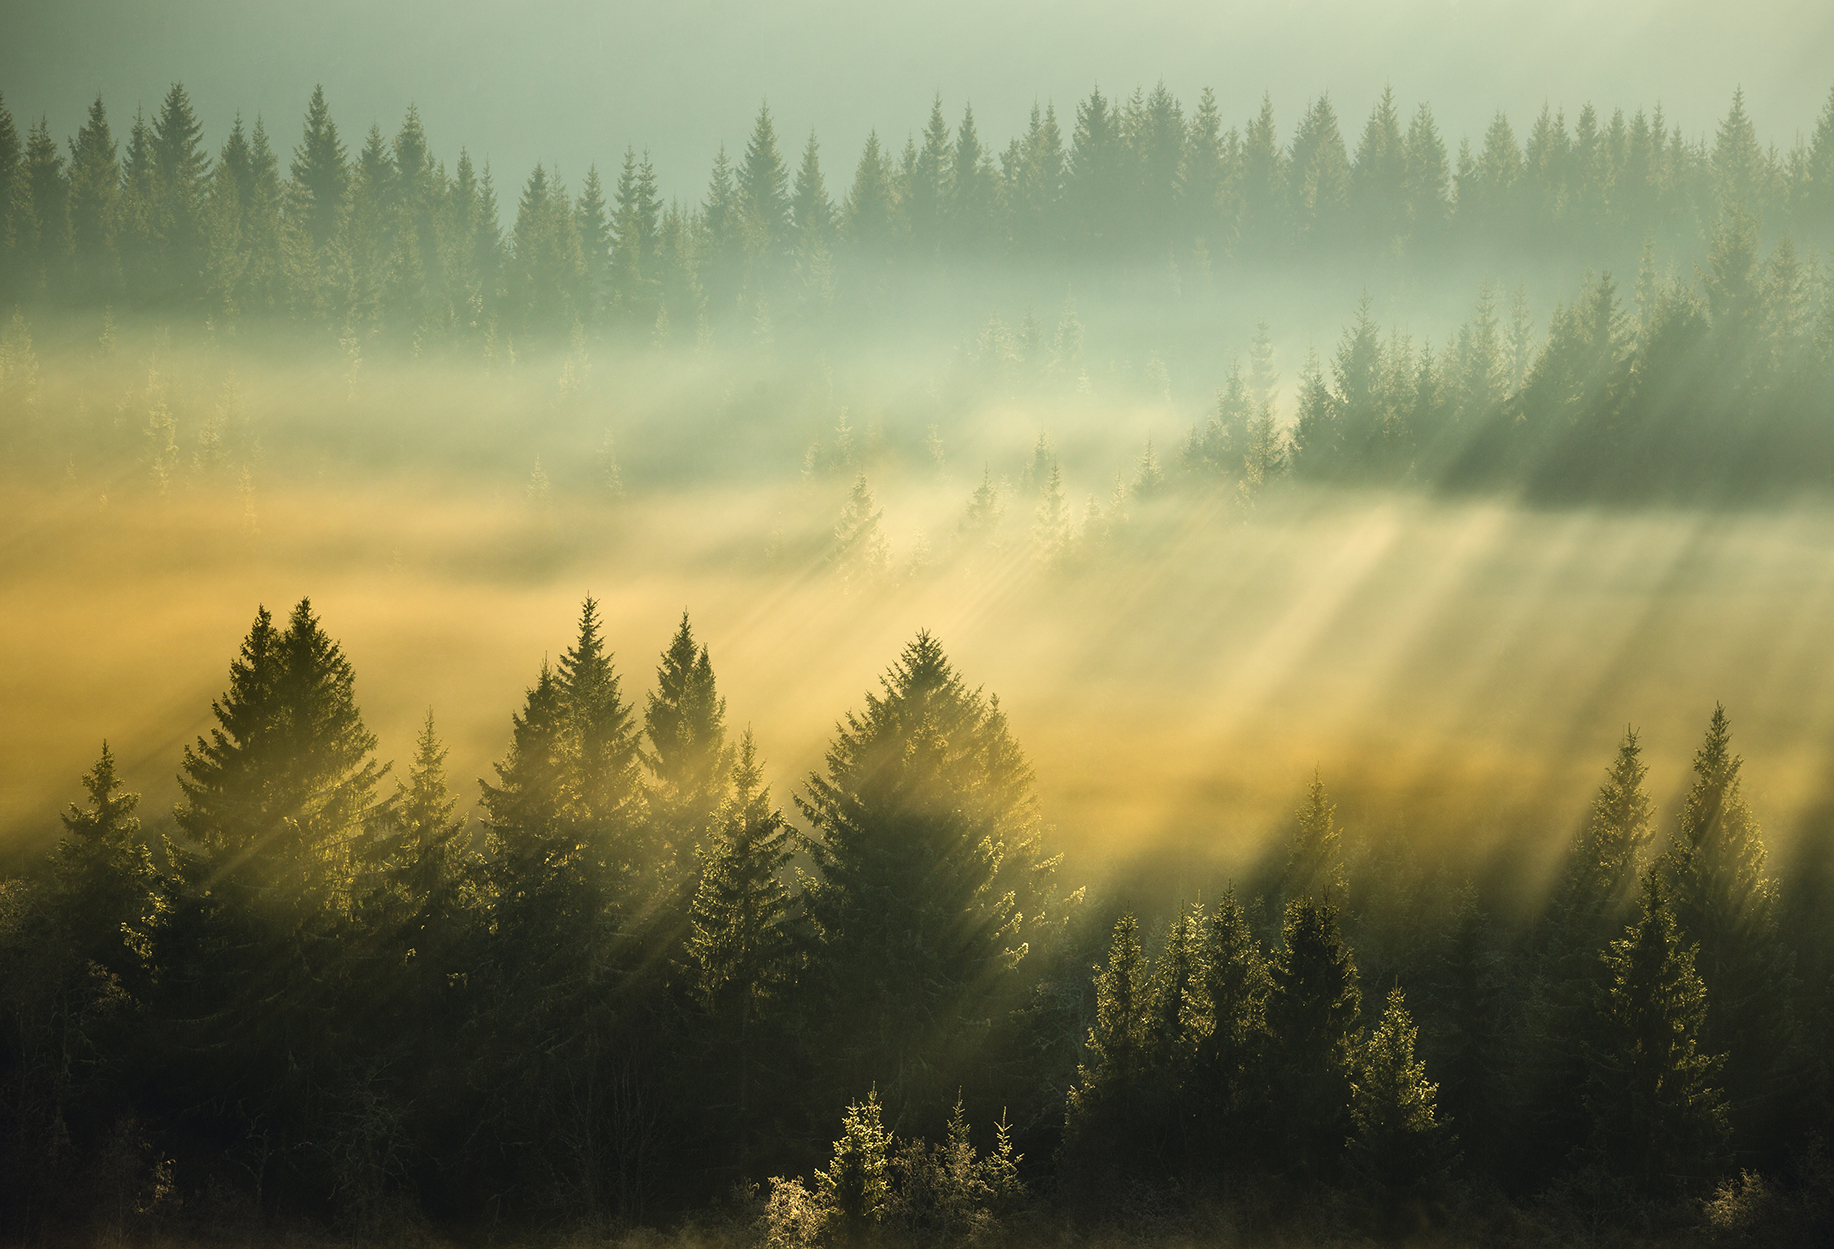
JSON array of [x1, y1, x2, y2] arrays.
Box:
[[5, 0, 1833, 208]]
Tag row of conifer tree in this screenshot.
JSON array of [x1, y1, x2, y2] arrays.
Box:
[[2, 596, 1829, 1238], [1, 81, 1833, 342]]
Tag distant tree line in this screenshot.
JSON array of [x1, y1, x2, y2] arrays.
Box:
[[1164, 215, 1834, 500], [1, 81, 1832, 345], [2, 598, 1831, 1240]]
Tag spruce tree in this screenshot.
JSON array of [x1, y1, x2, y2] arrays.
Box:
[[791, 130, 834, 252], [831, 473, 891, 585], [290, 85, 348, 253], [150, 83, 210, 302], [1267, 895, 1362, 1173], [66, 95, 120, 302], [19, 119, 70, 293], [738, 103, 790, 253], [1660, 705, 1794, 1140], [0, 94, 20, 292], [798, 632, 1062, 1114], [687, 730, 794, 1167], [644, 611, 733, 854], [54, 742, 157, 977], [1063, 911, 1151, 1173], [368, 710, 468, 945], [1585, 869, 1729, 1192], [1191, 888, 1271, 1163], [557, 596, 644, 878], [817, 1090, 892, 1242], [574, 164, 612, 325], [1347, 987, 1455, 1196], [1285, 769, 1346, 902], [174, 599, 385, 909]]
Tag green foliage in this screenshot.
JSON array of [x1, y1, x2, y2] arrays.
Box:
[[1268, 895, 1363, 1173], [816, 1090, 891, 1242], [1348, 987, 1456, 1194], [1585, 869, 1730, 1192]]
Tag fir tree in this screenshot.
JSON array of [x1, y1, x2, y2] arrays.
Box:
[[368, 710, 468, 941]]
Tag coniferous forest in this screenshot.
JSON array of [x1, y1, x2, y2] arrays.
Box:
[[5, 44, 1834, 1249]]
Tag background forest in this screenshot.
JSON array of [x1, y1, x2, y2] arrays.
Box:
[[3, 70, 1834, 1248]]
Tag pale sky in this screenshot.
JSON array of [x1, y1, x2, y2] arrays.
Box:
[[4, 0, 1832, 202]]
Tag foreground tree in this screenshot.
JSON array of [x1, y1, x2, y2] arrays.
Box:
[[1267, 895, 1362, 1175], [798, 633, 1066, 1113], [1585, 869, 1729, 1193], [1347, 987, 1456, 1197]]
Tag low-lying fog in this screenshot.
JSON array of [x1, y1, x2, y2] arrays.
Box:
[[7, 319, 1833, 917]]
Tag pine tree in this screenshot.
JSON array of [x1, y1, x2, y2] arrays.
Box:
[[950, 104, 997, 251], [1131, 438, 1166, 500], [842, 130, 897, 252], [1586, 869, 1729, 1192], [478, 661, 573, 943], [1289, 94, 1352, 249], [0, 93, 20, 293], [1402, 102, 1450, 247], [1179, 88, 1229, 254], [1352, 87, 1408, 250], [907, 95, 954, 256], [1069, 87, 1124, 250], [1348, 987, 1455, 1195], [1267, 895, 1362, 1173], [611, 147, 662, 324], [1239, 93, 1287, 253], [644, 611, 733, 854]]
